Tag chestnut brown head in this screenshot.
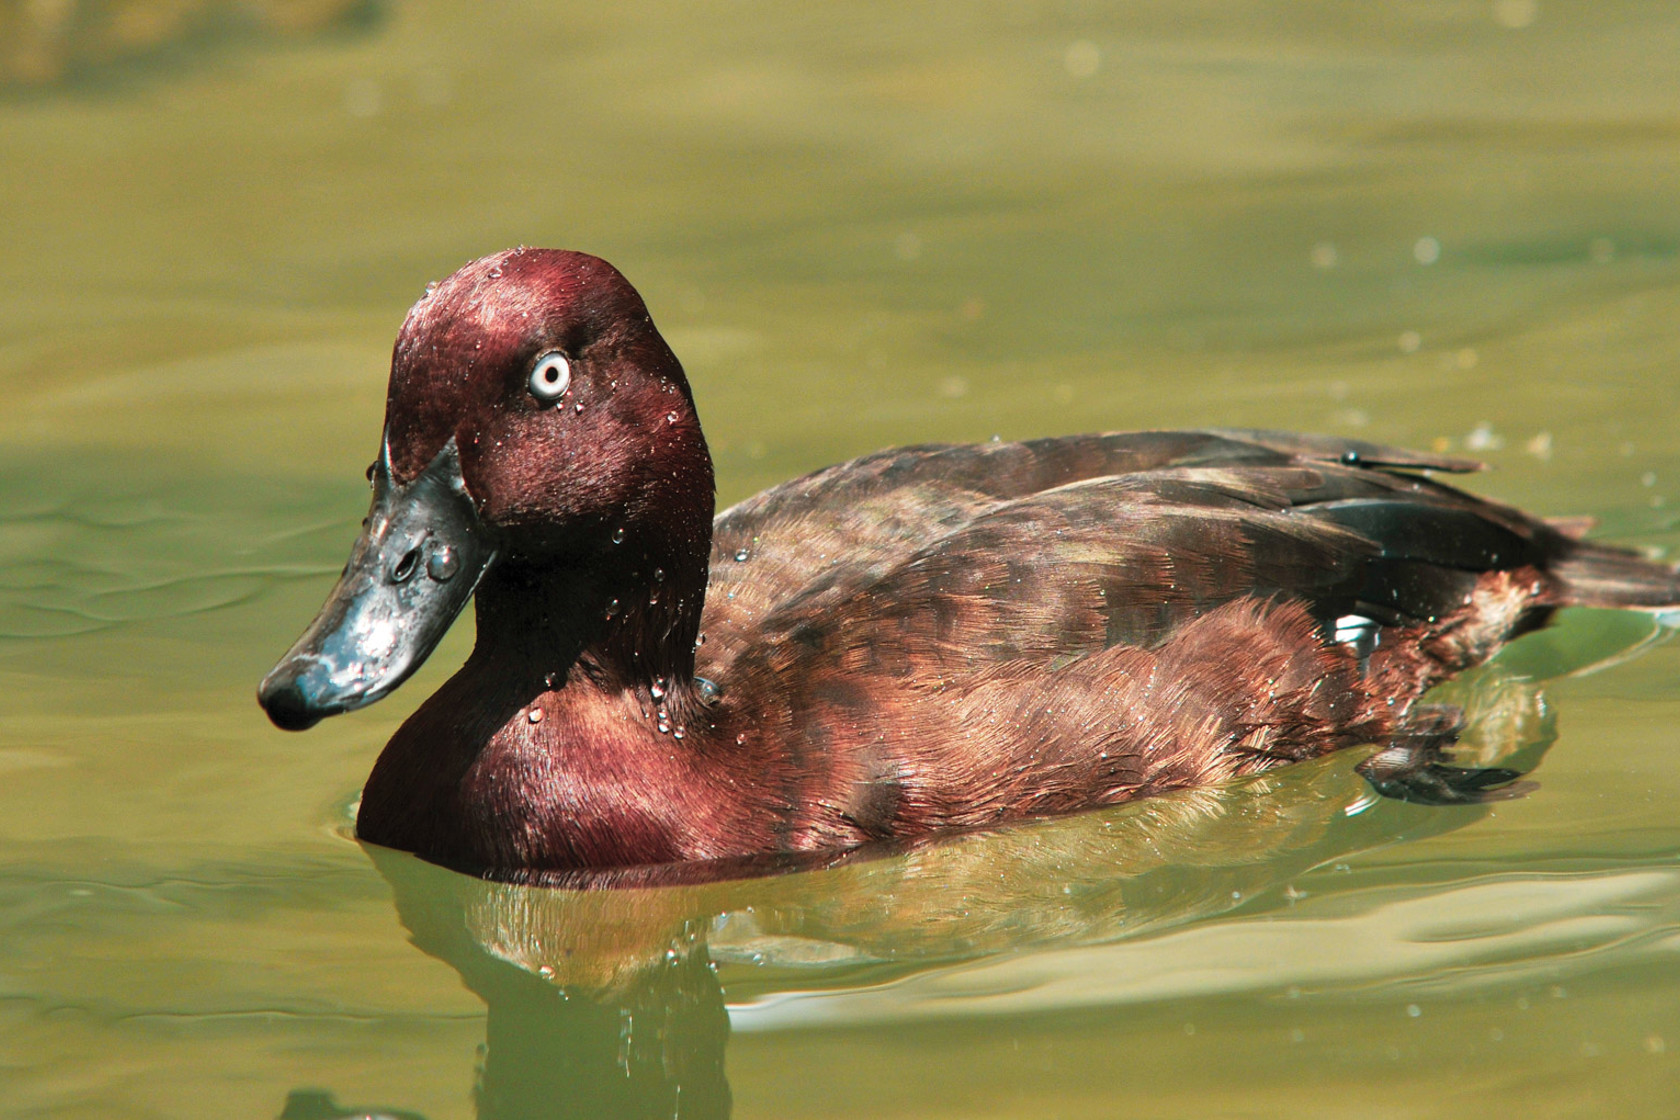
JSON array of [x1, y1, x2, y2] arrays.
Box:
[[259, 249, 715, 730], [386, 249, 710, 557]]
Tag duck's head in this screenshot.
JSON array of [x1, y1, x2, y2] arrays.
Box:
[[258, 249, 714, 731]]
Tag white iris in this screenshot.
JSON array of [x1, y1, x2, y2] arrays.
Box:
[[529, 351, 571, 402]]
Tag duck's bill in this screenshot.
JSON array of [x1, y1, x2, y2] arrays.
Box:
[[258, 438, 496, 731]]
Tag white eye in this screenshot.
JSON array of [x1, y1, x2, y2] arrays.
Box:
[[528, 351, 571, 403]]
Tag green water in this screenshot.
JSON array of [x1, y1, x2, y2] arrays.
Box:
[[4, 2, 1680, 1116]]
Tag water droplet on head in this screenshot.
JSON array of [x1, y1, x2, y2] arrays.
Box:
[[734, 549, 750, 562], [650, 680, 666, 700], [527, 708, 543, 724], [488, 266, 503, 279], [672, 726, 685, 740], [427, 545, 460, 582], [574, 402, 584, 413], [667, 412, 678, 424]]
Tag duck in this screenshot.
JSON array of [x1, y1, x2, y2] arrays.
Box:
[[257, 248, 1680, 875]]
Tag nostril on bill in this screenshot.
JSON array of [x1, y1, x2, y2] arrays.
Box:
[[391, 548, 420, 584]]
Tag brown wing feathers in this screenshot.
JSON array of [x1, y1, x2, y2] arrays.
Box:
[[695, 430, 1678, 839]]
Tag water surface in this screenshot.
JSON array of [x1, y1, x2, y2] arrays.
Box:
[[3, 2, 1680, 1116]]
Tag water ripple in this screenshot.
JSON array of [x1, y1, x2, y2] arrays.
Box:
[[728, 868, 1680, 1030]]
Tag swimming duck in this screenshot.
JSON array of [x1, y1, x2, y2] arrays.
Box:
[[258, 248, 1680, 875]]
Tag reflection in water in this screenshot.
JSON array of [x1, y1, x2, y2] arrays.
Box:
[[0, 0, 379, 89], [343, 668, 1556, 1119]]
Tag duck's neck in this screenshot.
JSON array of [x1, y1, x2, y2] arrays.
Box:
[[359, 377, 724, 870], [474, 411, 716, 714], [471, 548, 704, 714]]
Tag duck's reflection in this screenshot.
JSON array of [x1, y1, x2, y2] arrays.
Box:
[[352, 667, 1558, 1120]]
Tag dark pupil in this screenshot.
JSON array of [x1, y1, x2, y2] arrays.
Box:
[[543, 367, 558, 383]]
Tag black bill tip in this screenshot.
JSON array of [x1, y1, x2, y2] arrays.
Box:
[[257, 664, 329, 731]]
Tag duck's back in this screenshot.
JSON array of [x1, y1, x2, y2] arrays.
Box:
[[704, 428, 1670, 673], [693, 429, 1677, 840]]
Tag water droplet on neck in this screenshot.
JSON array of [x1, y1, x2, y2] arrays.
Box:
[[672, 726, 685, 740], [604, 598, 621, 619], [650, 679, 666, 701]]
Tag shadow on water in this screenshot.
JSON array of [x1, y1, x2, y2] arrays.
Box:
[[0, 0, 382, 93], [276, 664, 1577, 1119]]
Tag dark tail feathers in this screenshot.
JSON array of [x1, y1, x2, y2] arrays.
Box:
[[1552, 539, 1680, 610]]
